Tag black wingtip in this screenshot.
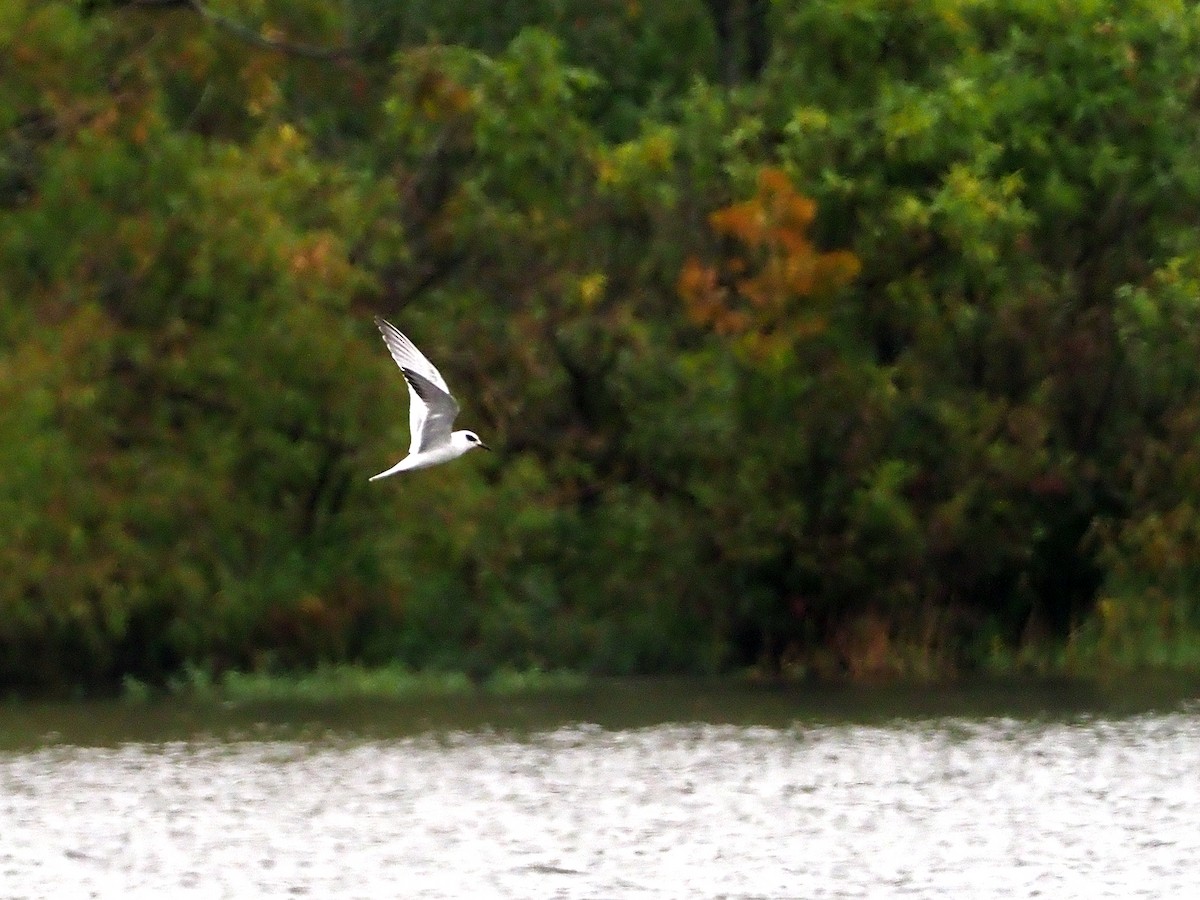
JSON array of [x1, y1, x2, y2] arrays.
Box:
[[399, 366, 437, 402]]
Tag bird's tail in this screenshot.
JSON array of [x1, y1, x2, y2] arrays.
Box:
[[368, 460, 408, 481]]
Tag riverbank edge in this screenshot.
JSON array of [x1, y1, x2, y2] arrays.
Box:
[[111, 655, 1200, 706]]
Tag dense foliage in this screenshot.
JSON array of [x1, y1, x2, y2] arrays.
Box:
[[4, 0, 1200, 692]]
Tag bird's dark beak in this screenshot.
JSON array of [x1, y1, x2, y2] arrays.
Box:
[[479, 442, 492, 451]]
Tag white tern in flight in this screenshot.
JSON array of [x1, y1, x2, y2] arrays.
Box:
[[369, 315, 490, 480]]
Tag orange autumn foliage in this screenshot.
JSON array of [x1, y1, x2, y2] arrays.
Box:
[[678, 167, 859, 352]]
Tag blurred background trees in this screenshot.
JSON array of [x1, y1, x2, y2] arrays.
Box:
[[4, 0, 1200, 692]]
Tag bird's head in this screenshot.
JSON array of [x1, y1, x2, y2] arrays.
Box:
[[453, 430, 491, 453]]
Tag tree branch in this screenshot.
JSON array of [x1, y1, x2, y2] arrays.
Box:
[[131, 0, 360, 60]]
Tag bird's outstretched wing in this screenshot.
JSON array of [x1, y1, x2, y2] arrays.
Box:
[[375, 316, 454, 454], [400, 367, 460, 451]]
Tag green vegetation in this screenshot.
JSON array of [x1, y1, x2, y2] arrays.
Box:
[[4, 0, 1200, 695], [121, 663, 586, 704]]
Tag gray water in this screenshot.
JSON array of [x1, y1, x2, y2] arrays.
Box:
[[2, 681, 1199, 898]]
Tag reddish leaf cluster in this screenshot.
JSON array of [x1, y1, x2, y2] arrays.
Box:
[[678, 167, 860, 352]]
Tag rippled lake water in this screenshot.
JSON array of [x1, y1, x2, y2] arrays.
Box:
[[2, 680, 1198, 898]]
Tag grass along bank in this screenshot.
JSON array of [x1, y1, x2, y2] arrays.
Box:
[[122, 664, 588, 704]]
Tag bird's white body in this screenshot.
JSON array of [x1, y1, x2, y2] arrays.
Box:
[[369, 432, 484, 480], [370, 316, 489, 481]]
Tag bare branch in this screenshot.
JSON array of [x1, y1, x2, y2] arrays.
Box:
[[131, 0, 360, 60]]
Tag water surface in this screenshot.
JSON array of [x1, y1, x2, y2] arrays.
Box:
[[2, 679, 1197, 898]]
